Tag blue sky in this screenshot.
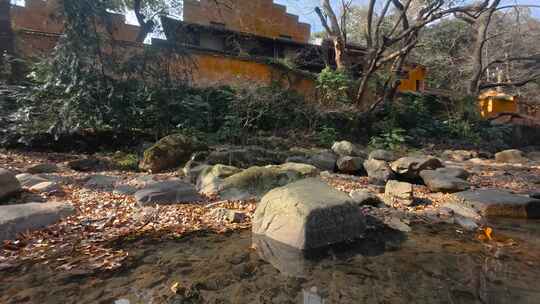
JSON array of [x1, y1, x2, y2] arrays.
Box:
[[277, 0, 540, 32]]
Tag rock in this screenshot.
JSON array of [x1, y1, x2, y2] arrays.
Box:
[[140, 134, 208, 173], [391, 156, 443, 180], [336, 156, 365, 174], [331, 141, 364, 157], [218, 163, 319, 200], [419, 170, 470, 193], [205, 146, 287, 168], [368, 149, 397, 162], [208, 208, 246, 223], [527, 151, 540, 162], [113, 185, 137, 195], [435, 167, 470, 179], [363, 159, 395, 186], [0, 202, 75, 241], [252, 178, 365, 250], [197, 165, 243, 196], [0, 169, 22, 200], [452, 189, 540, 218], [309, 150, 338, 171], [385, 216, 411, 232], [134, 180, 203, 206], [29, 181, 61, 193], [252, 234, 310, 278], [441, 150, 477, 162], [495, 149, 528, 164], [349, 190, 382, 206], [385, 180, 413, 205], [181, 158, 211, 184], [26, 163, 59, 174], [84, 175, 120, 190], [440, 202, 483, 222], [67, 158, 104, 172], [16, 173, 49, 188], [454, 216, 479, 231]]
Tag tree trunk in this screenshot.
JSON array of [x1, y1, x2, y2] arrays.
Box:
[[333, 36, 347, 71], [468, 0, 501, 95]]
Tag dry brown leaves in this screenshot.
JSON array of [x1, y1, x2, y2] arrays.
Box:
[[0, 150, 256, 273]]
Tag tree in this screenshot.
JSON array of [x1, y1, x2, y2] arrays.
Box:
[[315, 0, 493, 109], [315, 0, 352, 71]]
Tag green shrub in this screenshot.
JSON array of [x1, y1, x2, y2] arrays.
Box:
[[316, 67, 353, 105], [112, 152, 140, 171], [316, 126, 338, 147]]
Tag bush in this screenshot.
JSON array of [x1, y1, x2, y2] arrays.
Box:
[[316, 67, 353, 105]]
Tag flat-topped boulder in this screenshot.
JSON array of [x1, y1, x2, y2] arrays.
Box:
[[134, 180, 203, 206], [26, 163, 59, 174], [253, 178, 365, 250], [385, 180, 414, 205], [420, 170, 470, 193], [452, 189, 540, 218], [0, 169, 21, 200], [0, 202, 75, 241]]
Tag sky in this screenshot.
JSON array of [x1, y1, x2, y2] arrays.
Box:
[[10, 0, 540, 34]]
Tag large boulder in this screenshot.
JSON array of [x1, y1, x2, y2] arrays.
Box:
[[336, 156, 365, 174], [16, 173, 49, 188], [134, 180, 203, 206], [331, 141, 365, 157], [218, 163, 319, 200], [84, 175, 120, 190], [391, 156, 443, 180], [420, 170, 470, 193], [205, 146, 287, 168], [528, 151, 540, 162], [495, 149, 528, 164], [363, 159, 395, 185], [452, 189, 540, 218], [140, 134, 208, 173], [0, 169, 21, 200], [308, 150, 338, 171], [368, 149, 397, 162], [67, 158, 105, 172], [197, 165, 242, 196], [435, 167, 470, 179], [253, 178, 365, 250], [0, 202, 75, 241]]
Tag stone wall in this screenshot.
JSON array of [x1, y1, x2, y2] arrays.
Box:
[[8, 0, 316, 96], [183, 0, 311, 43]]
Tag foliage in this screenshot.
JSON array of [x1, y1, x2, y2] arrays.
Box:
[[369, 127, 410, 151], [112, 151, 140, 171], [369, 93, 512, 150], [316, 67, 353, 105], [316, 126, 338, 146]]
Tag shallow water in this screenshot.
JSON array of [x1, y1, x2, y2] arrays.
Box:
[[1, 219, 540, 304]]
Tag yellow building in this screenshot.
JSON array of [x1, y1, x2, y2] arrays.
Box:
[[478, 90, 518, 118], [398, 64, 427, 92]]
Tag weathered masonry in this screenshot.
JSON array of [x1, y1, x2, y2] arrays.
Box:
[[6, 0, 426, 95]]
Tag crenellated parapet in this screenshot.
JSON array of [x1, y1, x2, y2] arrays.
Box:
[[10, 0, 140, 42], [183, 0, 311, 43]]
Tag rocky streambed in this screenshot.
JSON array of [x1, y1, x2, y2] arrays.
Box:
[[1, 140, 540, 303]]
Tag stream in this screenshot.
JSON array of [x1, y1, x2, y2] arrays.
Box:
[[1, 219, 540, 304]]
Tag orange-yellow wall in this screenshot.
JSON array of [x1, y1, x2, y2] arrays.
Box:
[[183, 0, 311, 43], [9, 0, 316, 97], [398, 66, 426, 92], [479, 97, 518, 118]]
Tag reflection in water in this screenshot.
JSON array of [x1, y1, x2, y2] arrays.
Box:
[[2, 220, 540, 303]]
